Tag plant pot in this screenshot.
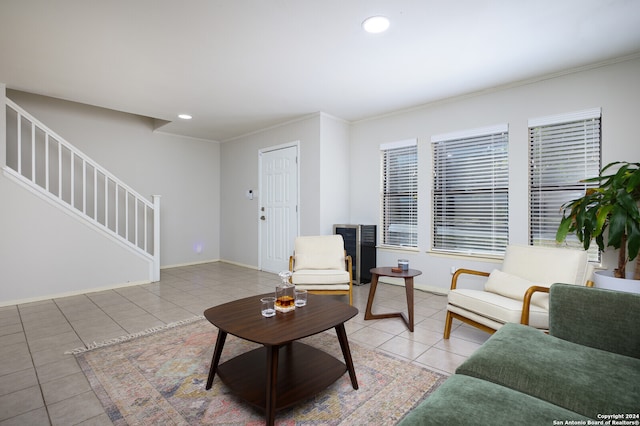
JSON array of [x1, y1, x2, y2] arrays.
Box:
[[593, 270, 640, 294]]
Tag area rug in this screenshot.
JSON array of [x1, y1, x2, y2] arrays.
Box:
[[69, 317, 447, 425]]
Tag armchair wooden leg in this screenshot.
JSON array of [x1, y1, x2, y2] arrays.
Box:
[[443, 310, 453, 339]]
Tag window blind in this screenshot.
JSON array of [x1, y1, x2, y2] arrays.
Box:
[[529, 108, 601, 261], [380, 139, 418, 248], [432, 125, 509, 256]]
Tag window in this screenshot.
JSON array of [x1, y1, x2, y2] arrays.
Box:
[[432, 125, 509, 256], [380, 140, 418, 248], [529, 108, 601, 261]]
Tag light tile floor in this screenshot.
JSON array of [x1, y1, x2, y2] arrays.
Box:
[[0, 262, 489, 425]]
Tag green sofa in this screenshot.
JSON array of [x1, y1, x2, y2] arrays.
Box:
[[399, 283, 640, 425]]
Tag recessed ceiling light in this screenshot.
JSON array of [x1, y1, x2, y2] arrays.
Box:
[[362, 16, 390, 34], [178, 114, 192, 120]]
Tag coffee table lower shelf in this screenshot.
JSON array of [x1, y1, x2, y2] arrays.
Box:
[[216, 341, 348, 411]]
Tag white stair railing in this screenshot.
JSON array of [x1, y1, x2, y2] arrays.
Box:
[[4, 98, 160, 281]]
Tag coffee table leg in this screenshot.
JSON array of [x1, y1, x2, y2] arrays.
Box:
[[404, 277, 415, 332], [206, 331, 227, 390], [335, 324, 358, 390], [364, 273, 379, 320], [265, 345, 279, 426]]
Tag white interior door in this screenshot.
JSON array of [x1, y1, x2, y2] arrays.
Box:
[[259, 144, 298, 273]]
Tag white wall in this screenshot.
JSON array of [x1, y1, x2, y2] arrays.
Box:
[[219, 114, 322, 268], [319, 113, 351, 234], [218, 112, 352, 268], [3, 57, 639, 303], [349, 57, 640, 293], [0, 176, 152, 303], [0, 91, 221, 304]]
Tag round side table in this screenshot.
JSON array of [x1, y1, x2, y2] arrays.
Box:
[[364, 267, 422, 332]]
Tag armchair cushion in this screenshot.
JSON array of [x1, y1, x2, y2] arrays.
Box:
[[501, 244, 590, 286], [484, 269, 548, 309], [448, 289, 549, 329], [292, 235, 345, 271], [291, 269, 350, 287]]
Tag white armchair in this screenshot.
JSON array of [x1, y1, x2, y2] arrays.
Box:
[[289, 235, 353, 305], [443, 244, 594, 338]]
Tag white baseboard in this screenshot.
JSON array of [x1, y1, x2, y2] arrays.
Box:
[[378, 276, 448, 295], [218, 259, 261, 271], [160, 258, 221, 269], [0, 280, 151, 307], [163, 258, 260, 272]]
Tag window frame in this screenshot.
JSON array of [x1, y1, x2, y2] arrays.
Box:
[[528, 108, 602, 262], [379, 139, 418, 249], [431, 124, 509, 257]]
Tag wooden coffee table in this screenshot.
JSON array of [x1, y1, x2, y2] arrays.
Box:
[[204, 293, 359, 426]]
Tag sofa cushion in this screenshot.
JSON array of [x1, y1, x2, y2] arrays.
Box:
[[398, 374, 589, 426], [550, 283, 640, 359], [456, 323, 640, 418], [448, 289, 549, 328], [484, 269, 549, 309]]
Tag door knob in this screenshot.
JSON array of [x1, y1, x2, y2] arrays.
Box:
[[260, 215, 266, 220]]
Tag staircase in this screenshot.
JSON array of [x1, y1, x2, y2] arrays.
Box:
[[3, 98, 160, 281]]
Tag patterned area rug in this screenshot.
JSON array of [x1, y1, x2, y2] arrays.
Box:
[[71, 317, 447, 425]]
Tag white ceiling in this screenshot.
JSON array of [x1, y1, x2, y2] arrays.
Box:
[[1, 0, 640, 142]]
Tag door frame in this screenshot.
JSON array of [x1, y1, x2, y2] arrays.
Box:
[[258, 141, 300, 272]]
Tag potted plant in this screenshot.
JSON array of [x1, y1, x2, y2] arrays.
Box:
[[556, 161, 640, 289]]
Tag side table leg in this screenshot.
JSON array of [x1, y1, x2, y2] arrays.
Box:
[[335, 324, 358, 389], [404, 278, 415, 332], [206, 331, 227, 390], [364, 273, 379, 320], [265, 345, 279, 426]]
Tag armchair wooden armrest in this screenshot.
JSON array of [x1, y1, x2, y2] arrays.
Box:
[[345, 254, 353, 282], [520, 286, 549, 326], [520, 280, 593, 326], [450, 269, 491, 290]]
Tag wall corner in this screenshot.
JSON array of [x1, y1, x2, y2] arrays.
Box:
[[0, 83, 6, 167]]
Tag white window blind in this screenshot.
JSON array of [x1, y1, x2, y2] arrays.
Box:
[[432, 125, 509, 256], [380, 139, 418, 248], [529, 108, 601, 261]]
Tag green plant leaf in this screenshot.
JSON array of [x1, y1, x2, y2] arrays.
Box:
[[595, 205, 613, 236], [627, 168, 640, 190], [617, 189, 640, 221], [556, 216, 571, 243], [627, 218, 640, 261], [555, 161, 640, 264], [595, 233, 605, 252], [608, 205, 627, 248]]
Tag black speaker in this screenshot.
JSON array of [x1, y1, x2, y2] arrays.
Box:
[[334, 224, 377, 284]]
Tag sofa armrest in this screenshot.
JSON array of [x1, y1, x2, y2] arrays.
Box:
[[549, 283, 640, 359]]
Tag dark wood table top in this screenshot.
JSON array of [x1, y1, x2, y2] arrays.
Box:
[[370, 267, 422, 278], [204, 293, 358, 346]]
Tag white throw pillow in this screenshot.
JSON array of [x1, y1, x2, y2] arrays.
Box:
[[484, 269, 549, 310]]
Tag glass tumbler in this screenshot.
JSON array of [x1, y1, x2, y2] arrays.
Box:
[[261, 296, 276, 317]]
